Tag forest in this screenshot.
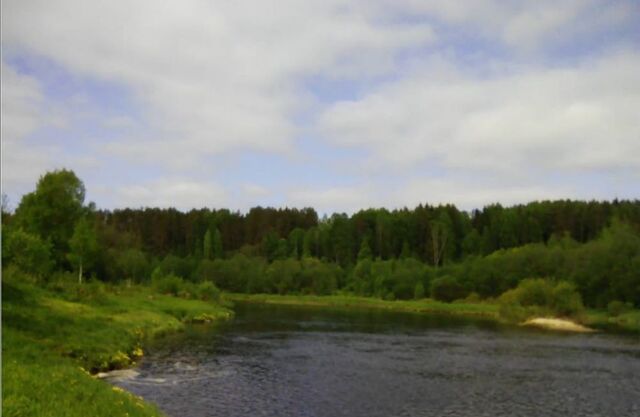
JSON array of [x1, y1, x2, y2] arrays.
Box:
[[3, 169, 640, 312]]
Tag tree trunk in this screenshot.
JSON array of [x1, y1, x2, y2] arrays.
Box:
[[78, 262, 83, 284]]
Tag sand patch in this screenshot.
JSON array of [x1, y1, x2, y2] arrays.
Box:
[[522, 317, 596, 333]]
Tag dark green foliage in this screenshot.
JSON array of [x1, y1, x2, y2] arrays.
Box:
[[13, 169, 86, 266], [203, 229, 213, 260], [607, 300, 633, 317], [430, 275, 467, 303], [498, 278, 584, 321], [115, 249, 149, 283], [154, 254, 197, 281], [414, 282, 425, 299], [357, 237, 373, 261], [195, 281, 221, 301], [2, 227, 53, 278], [152, 274, 184, 296]]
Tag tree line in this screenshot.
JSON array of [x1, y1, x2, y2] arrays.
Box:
[[2, 169, 639, 309]]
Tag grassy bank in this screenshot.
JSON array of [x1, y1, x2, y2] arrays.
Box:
[[227, 293, 640, 334], [582, 310, 640, 334], [227, 293, 500, 318], [2, 272, 232, 417]]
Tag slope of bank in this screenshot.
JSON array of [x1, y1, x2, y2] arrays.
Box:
[[2, 275, 232, 417], [227, 293, 639, 334]]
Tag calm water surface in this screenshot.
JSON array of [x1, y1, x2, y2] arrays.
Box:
[[114, 303, 640, 417]]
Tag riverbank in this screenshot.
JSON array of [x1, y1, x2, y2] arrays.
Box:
[[2, 275, 232, 417], [227, 293, 500, 317], [227, 293, 640, 334]]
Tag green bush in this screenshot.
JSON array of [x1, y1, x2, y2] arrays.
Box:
[[498, 278, 584, 321], [607, 300, 633, 317], [516, 278, 553, 307], [2, 228, 53, 278], [551, 282, 584, 317], [152, 274, 184, 296], [196, 281, 221, 302], [430, 275, 467, 303]]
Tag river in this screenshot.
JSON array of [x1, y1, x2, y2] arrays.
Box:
[[112, 302, 640, 417]]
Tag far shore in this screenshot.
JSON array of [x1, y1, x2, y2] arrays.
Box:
[[226, 293, 639, 334]]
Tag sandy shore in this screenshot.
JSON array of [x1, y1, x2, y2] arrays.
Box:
[[522, 317, 596, 333]]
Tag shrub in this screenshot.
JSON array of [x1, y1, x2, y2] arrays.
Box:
[[152, 274, 184, 296], [607, 300, 633, 317], [430, 275, 466, 303], [551, 282, 584, 317], [414, 282, 425, 299], [196, 281, 221, 302], [2, 228, 53, 278], [498, 278, 584, 321], [516, 278, 553, 307]]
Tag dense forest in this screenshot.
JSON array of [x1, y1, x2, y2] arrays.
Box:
[[3, 169, 639, 310]]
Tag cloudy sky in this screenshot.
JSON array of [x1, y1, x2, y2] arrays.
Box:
[[2, 0, 639, 213]]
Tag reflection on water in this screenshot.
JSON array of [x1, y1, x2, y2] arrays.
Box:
[[114, 303, 640, 417]]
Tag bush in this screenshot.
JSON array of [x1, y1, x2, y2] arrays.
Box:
[[516, 278, 553, 307], [607, 300, 633, 317], [196, 281, 221, 302], [551, 282, 584, 317], [152, 274, 184, 296], [498, 278, 584, 321], [2, 228, 53, 278], [414, 282, 425, 299], [430, 275, 467, 303]]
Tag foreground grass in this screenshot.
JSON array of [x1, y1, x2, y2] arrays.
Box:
[[228, 293, 640, 334], [2, 275, 232, 417]]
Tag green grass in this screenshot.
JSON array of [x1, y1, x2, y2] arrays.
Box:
[[226, 293, 501, 317], [2, 272, 232, 417], [583, 309, 640, 334]]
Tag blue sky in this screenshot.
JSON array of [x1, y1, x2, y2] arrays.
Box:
[[2, 0, 639, 213]]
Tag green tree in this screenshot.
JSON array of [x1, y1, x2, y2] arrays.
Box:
[[357, 237, 373, 261], [400, 240, 412, 259], [430, 211, 453, 267], [302, 228, 317, 257], [288, 228, 305, 259], [14, 169, 86, 266], [203, 229, 213, 260], [68, 218, 99, 283], [116, 249, 149, 283], [2, 227, 53, 277], [212, 227, 224, 259]]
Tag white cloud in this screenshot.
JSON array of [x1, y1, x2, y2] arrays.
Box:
[[1, 60, 63, 194], [287, 186, 379, 214], [319, 51, 640, 174], [3, 1, 639, 211], [241, 184, 270, 199], [380, 0, 637, 50], [396, 178, 572, 211], [3, 0, 435, 167], [109, 179, 228, 210], [1, 60, 43, 140]]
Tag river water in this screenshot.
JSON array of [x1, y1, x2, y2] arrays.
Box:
[[113, 302, 640, 417]]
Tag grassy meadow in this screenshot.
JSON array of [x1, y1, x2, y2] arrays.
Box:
[[2, 269, 232, 417]]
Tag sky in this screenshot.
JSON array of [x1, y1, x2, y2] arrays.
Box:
[[2, 0, 639, 214]]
